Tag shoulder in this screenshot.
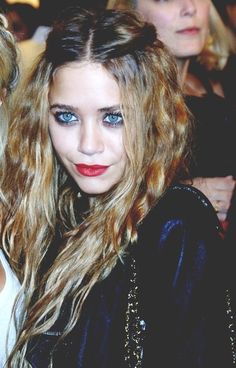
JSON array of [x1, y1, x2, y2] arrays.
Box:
[[141, 183, 220, 233], [136, 183, 221, 259], [161, 183, 214, 210], [135, 186, 228, 367], [135, 183, 222, 293]]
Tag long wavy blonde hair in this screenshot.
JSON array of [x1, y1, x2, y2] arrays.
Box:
[[0, 13, 19, 201], [198, 2, 234, 71], [3, 7, 192, 365]]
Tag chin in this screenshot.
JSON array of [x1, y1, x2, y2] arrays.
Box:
[[177, 48, 203, 58], [78, 184, 112, 196], [175, 43, 205, 58]]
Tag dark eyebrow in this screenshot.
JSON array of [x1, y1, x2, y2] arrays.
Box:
[[50, 103, 77, 111], [98, 105, 121, 113], [49, 104, 121, 112]]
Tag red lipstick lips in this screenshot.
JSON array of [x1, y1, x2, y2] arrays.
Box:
[[75, 164, 109, 177]]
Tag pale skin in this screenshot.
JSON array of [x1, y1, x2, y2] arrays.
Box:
[[49, 62, 126, 196], [135, 0, 236, 221]]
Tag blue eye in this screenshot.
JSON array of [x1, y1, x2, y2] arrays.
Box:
[[103, 112, 123, 127], [54, 111, 77, 125]]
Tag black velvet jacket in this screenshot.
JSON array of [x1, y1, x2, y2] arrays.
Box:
[[26, 184, 231, 368]]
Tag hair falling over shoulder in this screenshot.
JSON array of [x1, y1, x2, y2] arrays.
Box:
[[3, 7, 192, 366], [0, 13, 19, 200]]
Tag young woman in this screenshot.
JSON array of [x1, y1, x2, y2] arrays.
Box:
[[3, 7, 229, 367], [0, 12, 20, 367]]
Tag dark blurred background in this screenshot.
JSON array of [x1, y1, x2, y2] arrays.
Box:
[[0, 0, 109, 41]]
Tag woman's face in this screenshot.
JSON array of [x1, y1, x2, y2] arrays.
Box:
[[136, 0, 211, 58], [49, 62, 126, 195]]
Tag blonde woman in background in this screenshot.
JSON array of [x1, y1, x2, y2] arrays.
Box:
[[107, 0, 236, 231], [0, 12, 20, 368]]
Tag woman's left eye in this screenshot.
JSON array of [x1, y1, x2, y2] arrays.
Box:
[[54, 111, 77, 125], [103, 112, 123, 127]]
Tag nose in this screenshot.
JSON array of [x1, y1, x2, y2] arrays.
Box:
[[78, 121, 104, 156], [180, 0, 197, 16]]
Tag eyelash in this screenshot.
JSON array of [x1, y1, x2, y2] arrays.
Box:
[[53, 111, 77, 125], [103, 112, 123, 127], [52, 110, 123, 127]]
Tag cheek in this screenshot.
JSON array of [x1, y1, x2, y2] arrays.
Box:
[[157, 28, 173, 48], [200, 18, 210, 45], [149, 14, 172, 43], [105, 130, 126, 168], [139, 3, 209, 45], [200, 4, 210, 31], [138, 8, 153, 22], [136, 1, 159, 24], [109, 135, 125, 160], [49, 125, 70, 156]]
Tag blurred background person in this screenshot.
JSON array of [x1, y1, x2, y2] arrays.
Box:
[[107, 0, 236, 232], [0, 1, 38, 41]]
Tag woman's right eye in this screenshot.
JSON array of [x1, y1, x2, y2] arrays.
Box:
[[103, 112, 123, 127], [54, 111, 78, 125]]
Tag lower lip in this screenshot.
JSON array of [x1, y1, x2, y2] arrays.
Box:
[[177, 29, 199, 36], [75, 165, 109, 177]]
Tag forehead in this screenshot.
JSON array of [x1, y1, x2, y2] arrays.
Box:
[[52, 62, 114, 83], [50, 62, 121, 108], [136, 0, 210, 10]]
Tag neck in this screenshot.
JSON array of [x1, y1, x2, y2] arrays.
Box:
[[175, 58, 190, 88]]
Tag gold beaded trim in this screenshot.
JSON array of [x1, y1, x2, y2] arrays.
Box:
[[226, 288, 236, 365], [124, 257, 146, 367]]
